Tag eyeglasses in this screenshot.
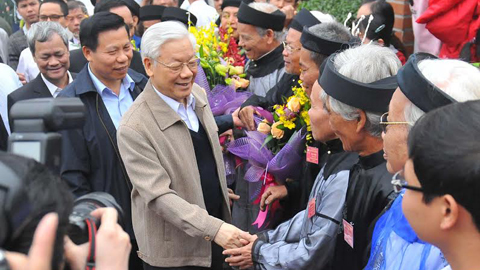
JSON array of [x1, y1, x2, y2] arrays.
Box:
[[39, 14, 65, 21], [154, 57, 198, 73], [282, 41, 301, 53], [379, 112, 412, 133], [391, 171, 425, 193]]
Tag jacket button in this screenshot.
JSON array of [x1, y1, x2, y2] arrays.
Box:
[[204, 236, 211, 241]]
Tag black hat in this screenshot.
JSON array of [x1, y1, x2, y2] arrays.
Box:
[[289, 9, 320, 32], [121, 0, 140, 17], [221, 0, 241, 10], [319, 53, 397, 113], [397, 53, 456, 112], [237, 2, 285, 31], [139, 5, 165, 21], [161, 7, 197, 27], [300, 26, 349, 56]]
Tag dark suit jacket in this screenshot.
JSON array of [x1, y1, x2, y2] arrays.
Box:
[[7, 73, 77, 131], [68, 48, 147, 77]]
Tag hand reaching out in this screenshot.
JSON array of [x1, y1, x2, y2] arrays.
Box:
[[260, 185, 288, 211], [214, 223, 246, 249], [223, 232, 258, 269]]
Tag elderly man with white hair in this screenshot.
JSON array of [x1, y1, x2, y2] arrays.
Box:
[[319, 45, 401, 270], [364, 54, 480, 270], [117, 21, 245, 270]]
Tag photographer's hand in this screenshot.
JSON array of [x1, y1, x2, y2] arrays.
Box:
[[92, 208, 131, 270], [6, 213, 58, 270]]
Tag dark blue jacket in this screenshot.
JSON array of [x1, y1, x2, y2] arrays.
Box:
[[58, 65, 148, 238]]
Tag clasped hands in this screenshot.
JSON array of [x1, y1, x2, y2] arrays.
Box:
[[214, 223, 258, 269]]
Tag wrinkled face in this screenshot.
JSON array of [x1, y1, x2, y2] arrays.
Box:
[[269, 0, 295, 9], [402, 159, 439, 244], [144, 37, 197, 104], [143, 19, 161, 31], [282, 28, 301, 75], [110, 6, 135, 39], [39, 2, 67, 27], [33, 33, 69, 83], [67, 8, 87, 39], [17, 0, 39, 26], [221, 6, 239, 39], [308, 81, 336, 142], [152, 0, 176, 6], [238, 22, 271, 60], [325, 97, 361, 152], [382, 88, 410, 174], [299, 47, 319, 97], [84, 27, 132, 83]]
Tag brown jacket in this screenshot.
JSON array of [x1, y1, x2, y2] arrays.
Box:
[[117, 81, 231, 267]]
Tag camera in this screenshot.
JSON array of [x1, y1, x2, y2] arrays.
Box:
[[68, 192, 125, 245]]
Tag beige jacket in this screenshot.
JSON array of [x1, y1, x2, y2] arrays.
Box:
[[117, 81, 231, 267]]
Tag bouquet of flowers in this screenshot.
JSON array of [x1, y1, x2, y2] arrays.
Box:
[[227, 81, 312, 229]]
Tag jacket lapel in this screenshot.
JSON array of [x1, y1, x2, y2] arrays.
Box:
[[143, 81, 183, 130], [32, 75, 53, 98]]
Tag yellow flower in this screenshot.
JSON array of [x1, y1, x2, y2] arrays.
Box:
[[257, 122, 271, 135], [284, 121, 296, 130], [287, 96, 301, 113], [271, 122, 284, 139]]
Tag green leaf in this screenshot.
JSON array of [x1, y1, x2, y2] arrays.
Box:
[[261, 134, 274, 149], [199, 44, 205, 59]]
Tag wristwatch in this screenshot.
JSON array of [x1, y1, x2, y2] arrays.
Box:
[[0, 249, 10, 270]]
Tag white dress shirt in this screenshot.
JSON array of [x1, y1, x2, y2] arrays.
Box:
[[0, 64, 22, 134], [181, 0, 218, 28], [40, 71, 73, 98], [16, 47, 39, 83], [153, 85, 199, 132]]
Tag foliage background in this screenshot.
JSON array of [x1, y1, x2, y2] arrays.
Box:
[[298, 0, 363, 24]]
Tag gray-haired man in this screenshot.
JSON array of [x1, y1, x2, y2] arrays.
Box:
[[7, 21, 73, 125]]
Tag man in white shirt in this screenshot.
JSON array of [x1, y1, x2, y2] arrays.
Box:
[[0, 64, 22, 146], [8, 21, 73, 127], [180, 0, 218, 27]]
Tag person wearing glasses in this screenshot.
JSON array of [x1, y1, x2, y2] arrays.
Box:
[[16, 0, 70, 83], [117, 21, 246, 270], [319, 45, 400, 270], [364, 54, 480, 270], [58, 12, 148, 270], [402, 99, 480, 270]]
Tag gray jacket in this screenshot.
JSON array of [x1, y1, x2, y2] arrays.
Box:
[[246, 44, 285, 97], [252, 150, 358, 270], [8, 29, 27, 70]]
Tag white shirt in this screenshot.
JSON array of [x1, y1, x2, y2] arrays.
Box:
[[16, 48, 39, 83], [40, 71, 73, 98], [153, 85, 199, 132], [181, 0, 218, 28], [0, 64, 22, 134], [441, 266, 451, 270]]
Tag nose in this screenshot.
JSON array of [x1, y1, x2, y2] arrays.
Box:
[[282, 47, 289, 57], [179, 64, 193, 78], [48, 56, 60, 66]]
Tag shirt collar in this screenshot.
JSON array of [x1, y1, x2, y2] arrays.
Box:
[[88, 63, 135, 95], [152, 84, 196, 113], [40, 71, 73, 97]]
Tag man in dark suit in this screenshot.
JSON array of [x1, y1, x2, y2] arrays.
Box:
[[58, 12, 148, 270], [8, 21, 75, 130], [68, 0, 147, 76]]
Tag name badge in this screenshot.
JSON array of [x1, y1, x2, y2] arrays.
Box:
[[306, 146, 319, 164], [308, 198, 316, 218], [343, 219, 354, 248]]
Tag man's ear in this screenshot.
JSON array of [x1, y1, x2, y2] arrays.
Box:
[[356, 110, 367, 133], [377, 38, 385, 47], [265, 29, 275, 44], [143, 57, 154, 78], [133, 15, 139, 27], [82, 46, 92, 63], [440, 194, 459, 231]]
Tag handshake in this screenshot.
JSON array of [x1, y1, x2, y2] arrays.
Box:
[[214, 223, 259, 269]]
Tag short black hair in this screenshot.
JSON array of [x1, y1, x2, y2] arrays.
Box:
[[40, 0, 69, 16], [15, 0, 39, 7], [80, 11, 129, 51], [94, 0, 139, 17], [408, 99, 480, 232], [0, 152, 73, 270]]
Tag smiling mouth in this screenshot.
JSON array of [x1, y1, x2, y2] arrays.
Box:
[[114, 66, 128, 72]]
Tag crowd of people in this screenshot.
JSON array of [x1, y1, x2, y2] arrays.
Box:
[[0, 0, 479, 270]]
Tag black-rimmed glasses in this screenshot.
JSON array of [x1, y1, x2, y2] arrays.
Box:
[[379, 112, 412, 133], [391, 171, 425, 193]]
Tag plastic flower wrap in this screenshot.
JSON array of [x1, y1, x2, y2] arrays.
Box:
[[227, 80, 312, 229]]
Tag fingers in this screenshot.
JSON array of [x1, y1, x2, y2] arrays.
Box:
[[91, 207, 118, 228], [239, 231, 257, 242], [239, 106, 256, 131], [223, 247, 243, 256], [260, 190, 271, 211], [27, 213, 59, 270], [228, 189, 240, 200]]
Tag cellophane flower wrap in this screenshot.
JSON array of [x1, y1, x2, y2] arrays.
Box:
[[227, 81, 312, 229]]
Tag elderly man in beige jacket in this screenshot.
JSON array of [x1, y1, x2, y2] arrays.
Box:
[[117, 21, 246, 270]]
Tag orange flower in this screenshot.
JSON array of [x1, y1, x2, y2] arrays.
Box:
[[271, 122, 284, 139]]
